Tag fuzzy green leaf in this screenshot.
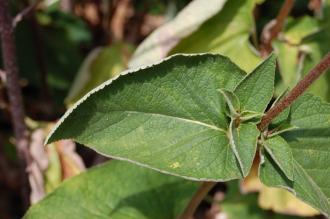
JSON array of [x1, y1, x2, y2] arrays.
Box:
[[24, 161, 199, 219], [219, 89, 240, 117], [234, 54, 276, 114], [260, 94, 330, 217], [47, 54, 249, 181], [229, 121, 259, 177], [263, 136, 294, 181]]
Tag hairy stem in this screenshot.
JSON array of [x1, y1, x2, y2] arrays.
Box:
[[261, 0, 295, 56], [258, 52, 330, 131], [0, 0, 32, 207], [179, 182, 216, 219]]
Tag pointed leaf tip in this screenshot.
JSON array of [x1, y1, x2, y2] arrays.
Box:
[[234, 52, 276, 114]]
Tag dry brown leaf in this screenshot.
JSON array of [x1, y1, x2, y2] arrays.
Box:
[[29, 129, 48, 204], [240, 156, 263, 193], [28, 124, 85, 203], [259, 186, 319, 217], [55, 140, 85, 180]]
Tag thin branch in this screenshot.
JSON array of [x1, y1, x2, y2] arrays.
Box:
[[0, 0, 32, 207], [260, 0, 295, 56], [0, 68, 5, 83], [179, 182, 216, 219], [12, 0, 41, 28], [258, 52, 330, 131]]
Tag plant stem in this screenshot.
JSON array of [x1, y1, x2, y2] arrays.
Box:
[[261, 0, 295, 56], [12, 0, 41, 28], [0, 0, 32, 207], [179, 181, 216, 219], [258, 52, 330, 131]]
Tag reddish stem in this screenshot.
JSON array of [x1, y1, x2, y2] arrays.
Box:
[[261, 0, 295, 56], [179, 182, 216, 219], [258, 52, 330, 131]]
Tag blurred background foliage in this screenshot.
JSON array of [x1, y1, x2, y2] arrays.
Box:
[[0, 0, 329, 218]]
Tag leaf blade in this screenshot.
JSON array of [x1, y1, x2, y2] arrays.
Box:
[[234, 54, 276, 114], [229, 121, 259, 177], [24, 161, 199, 219], [263, 136, 294, 181], [47, 54, 247, 181]]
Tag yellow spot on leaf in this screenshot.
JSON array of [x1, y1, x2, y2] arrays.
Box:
[[170, 162, 180, 169]]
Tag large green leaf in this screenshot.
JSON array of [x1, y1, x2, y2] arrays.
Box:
[[170, 0, 262, 72], [48, 54, 245, 181], [260, 94, 330, 217], [47, 54, 276, 181], [24, 160, 199, 219]]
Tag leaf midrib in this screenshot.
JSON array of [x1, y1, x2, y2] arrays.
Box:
[[90, 109, 228, 133]]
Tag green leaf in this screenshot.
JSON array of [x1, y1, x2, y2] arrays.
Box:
[[269, 89, 291, 127], [47, 54, 250, 181], [229, 121, 259, 177], [128, 0, 228, 68], [24, 161, 199, 219], [219, 89, 240, 117], [263, 136, 294, 181], [268, 123, 298, 138], [234, 54, 276, 114], [66, 43, 134, 105], [170, 0, 262, 72], [273, 40, 300, 89], [260, 94, 330, 217], [240, 110, 264, 122]]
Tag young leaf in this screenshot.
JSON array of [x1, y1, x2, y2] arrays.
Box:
[[24, 161, 199, 219], [234, 53, 276, 114], [47, 54, 249, 181], [259, 94, 330, 217], [219, 89, 240, 117], [259, 186, 319, 217], [229, 121, 259, 177], [263, 136, 294, 181]]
